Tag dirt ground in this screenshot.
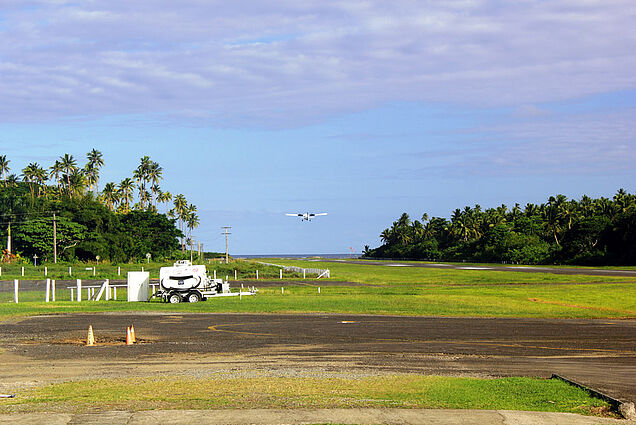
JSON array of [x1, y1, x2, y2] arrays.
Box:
[[0, 312, 634, 404]]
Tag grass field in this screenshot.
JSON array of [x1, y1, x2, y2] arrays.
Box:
[[0, 259, 631, 417], [0, 375, 611, 415]]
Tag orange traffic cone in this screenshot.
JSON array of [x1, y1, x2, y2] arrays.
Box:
[[86, 325, 95, 347], [126, 326, 133, 345], [130, 324, 136, 343]]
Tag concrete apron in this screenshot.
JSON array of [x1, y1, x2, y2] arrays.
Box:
[[0, 409, 633, 425]]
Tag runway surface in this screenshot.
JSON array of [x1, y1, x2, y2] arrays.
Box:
[[1, 313, 634, 402], [320, 260, 636, 278]]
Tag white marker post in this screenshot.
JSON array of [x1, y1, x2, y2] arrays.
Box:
[[281, 287, 284, 294], [21, 267, 24, 277], [52, 280, 56, 302], [114, 286, 117, 300], [76, 279, 82, 302], [303, 269, 306, 279], [214, 270, 217, 280], [234, 270, 237, 280], [0, 267, 2, 277], [13, 279, 18, 303], [279, 269, 282, 279], [45, 278, 50, 302], [318, 287, 321, 294], [118, 266, 121, 276], [69, 266, 72, 277], [45, 266, 48, 276], [93, 267, 96, 276], [256, 270, 259, 280], [105, 279, 110, 301]]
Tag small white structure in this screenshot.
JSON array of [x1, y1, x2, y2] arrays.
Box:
[[127, 271, 150, 302]]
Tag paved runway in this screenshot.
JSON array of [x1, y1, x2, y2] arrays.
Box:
[[1, 313, 634, 402], [321, 260, 636, 278]]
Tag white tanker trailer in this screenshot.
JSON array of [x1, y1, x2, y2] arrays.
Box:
[[156, 260, 256, 303]]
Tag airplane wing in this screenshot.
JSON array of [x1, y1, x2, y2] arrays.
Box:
[[286, 213, 302, 216], [313, 213, 328, 216]]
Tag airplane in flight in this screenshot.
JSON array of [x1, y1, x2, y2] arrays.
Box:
[[286, 212, 328, 221]]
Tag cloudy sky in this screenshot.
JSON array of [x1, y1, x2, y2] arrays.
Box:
[[1, 0, 635, 254]]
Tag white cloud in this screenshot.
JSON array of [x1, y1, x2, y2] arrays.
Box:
[[0, 0, 635, 126]]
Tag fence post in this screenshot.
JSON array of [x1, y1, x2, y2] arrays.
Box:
[[52, 279, 56, 302], [105, 279, 110, 301], [69, 266, 72, 277], [70, 287, 74, 301], [281, 287, 284, 294], [279, 269, 282, 279], [234, 270, 237, 280], [45, 278, 50, 302], [256, 270, 259, 280], [77, 279, 82, 302], [114, 286, 117, 300], [0, 266, 2, 277], [21, 267, 24, 277], [93, 267, 96, 276], [14, 279, 18, 303], [303, 269, 306, 279], [118, 266, 121, 276], [214, 270, 216, 279], [45, 266, 48, 276]]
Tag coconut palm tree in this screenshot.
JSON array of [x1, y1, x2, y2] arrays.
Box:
[[157, 191, 172, 214], [4, 174, 18, 187], [133, 156, 152, 210], [101, 182, 119, 211], [147, 161, 163, 207], [118, 177, 134, 212], [172, 194, 188, 251], [185, 204, 199, 260], [49, 160, 64, 195], [21, 163, 39, 199], [34, 164, 47, 197], [0, 155, 9, 182], [86, 149, 104, 193], [68, 170, 87, 199], [60, 154, 78, 198]]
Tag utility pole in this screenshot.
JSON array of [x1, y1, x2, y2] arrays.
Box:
[[53, 212, 57, 264], [222, 226, 231, 264]]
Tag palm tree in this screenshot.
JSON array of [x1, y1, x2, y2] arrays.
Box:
[[118, 178, 134, 212], [0, 155, 9, 182], [4, 174, 18, 187], [157, 191, 172, 214], [86, 149, 104, 193], [68, 170, 87, 199], [185, 204, 199, 260], [134, 156, 152, 210], [172, 194, 188, 251], [60, 154, 78, 198], [49, 160, 64, 195], [147, 161, 163, 207], [21, 163, 39, 198], [101, 182, 119, 211], [34, 164, 47, 197]]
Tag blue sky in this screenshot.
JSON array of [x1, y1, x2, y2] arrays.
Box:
[[1, 1, 635, 254]]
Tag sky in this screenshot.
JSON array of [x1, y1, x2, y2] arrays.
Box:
[[1, 0, 635, 254]]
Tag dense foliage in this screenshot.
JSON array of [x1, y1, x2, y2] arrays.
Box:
[[364, 190, 636, 265], [0, 150, 194, 263]]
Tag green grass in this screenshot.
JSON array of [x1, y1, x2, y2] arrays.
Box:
[[0, 375, 611, 415], [0, 282, 634, 319], [0, 260, 299, 281], [264, 259, 635, 285]]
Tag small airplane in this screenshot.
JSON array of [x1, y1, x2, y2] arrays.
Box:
[[286, 212, 328, 221]]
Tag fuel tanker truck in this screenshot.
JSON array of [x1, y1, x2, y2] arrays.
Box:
[[157, 260, 256, 303]]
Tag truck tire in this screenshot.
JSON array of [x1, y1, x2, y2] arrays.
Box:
[[187, 292, 201, 303], [169, 293, 182, 304]]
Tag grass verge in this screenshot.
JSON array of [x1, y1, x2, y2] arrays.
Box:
[[0, 376, 612, 416]]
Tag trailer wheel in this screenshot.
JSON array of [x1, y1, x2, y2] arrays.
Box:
[[187, 292, 201, 303], [169, 293, 182, 304]]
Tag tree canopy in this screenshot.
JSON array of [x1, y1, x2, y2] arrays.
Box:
[[364, 189, 636, 266]]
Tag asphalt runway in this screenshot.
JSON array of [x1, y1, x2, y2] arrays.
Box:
[[0, 313, 634, 402], [321, 260, 636, 278]]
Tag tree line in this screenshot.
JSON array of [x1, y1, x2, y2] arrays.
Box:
[[0, 150, 200, 263], [364, 190, 636, 265]]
